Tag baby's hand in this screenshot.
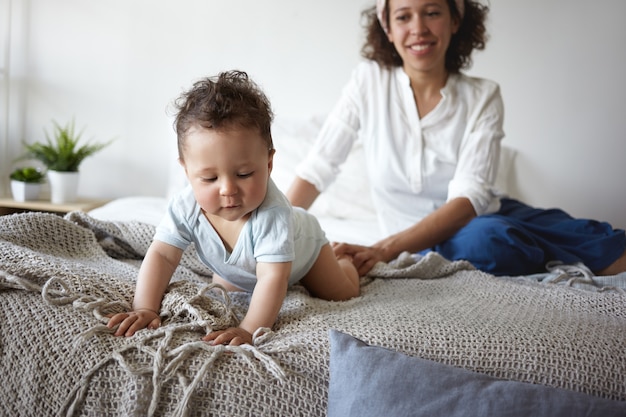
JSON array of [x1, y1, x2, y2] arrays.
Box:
[[203, 327, 253, 346], [107, 309, 160, 337]]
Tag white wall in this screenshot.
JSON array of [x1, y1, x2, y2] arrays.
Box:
[[2, 0, 370, 198], [2, 0, 625, 229]]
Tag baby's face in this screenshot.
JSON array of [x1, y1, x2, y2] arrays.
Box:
[[182, 125, 273, 223]]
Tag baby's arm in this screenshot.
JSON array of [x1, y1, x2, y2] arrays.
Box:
[[107, 240, 183, 337], [204, 261, 291, 346]]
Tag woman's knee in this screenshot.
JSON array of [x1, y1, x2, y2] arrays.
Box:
[[438, 216, 545, 275]]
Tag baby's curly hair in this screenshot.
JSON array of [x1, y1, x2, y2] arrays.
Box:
[[173, 70, 274, 159], [361, 0, 489, 73]]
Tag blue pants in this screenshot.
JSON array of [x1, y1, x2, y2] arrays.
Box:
[[423, 198, 626, 276]]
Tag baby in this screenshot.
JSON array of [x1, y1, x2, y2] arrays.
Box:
[[107, 70, 359, 345]]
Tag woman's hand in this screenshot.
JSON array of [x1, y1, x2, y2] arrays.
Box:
[[332, 242, 386, 276], [203, 327, 253, 346], [107, 309, 161, 337], [333, 198, 478, 277]]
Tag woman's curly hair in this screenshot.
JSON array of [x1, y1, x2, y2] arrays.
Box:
[[173, 70, 274, 159], [360, 0, 489, 73]]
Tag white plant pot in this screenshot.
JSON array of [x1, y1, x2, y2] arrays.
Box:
[[10, 180, 41, 202], [47, 170, 80, 204]]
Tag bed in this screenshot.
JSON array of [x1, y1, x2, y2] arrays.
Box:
[[1, 117, 625, 417]]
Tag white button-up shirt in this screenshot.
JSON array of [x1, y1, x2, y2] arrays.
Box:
[[296, 61, 505, 236]]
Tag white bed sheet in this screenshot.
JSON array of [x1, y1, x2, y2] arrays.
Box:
[[89, 196, 169, 227]]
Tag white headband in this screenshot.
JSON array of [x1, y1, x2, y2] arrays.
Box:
[[376, 0, 465, 33]]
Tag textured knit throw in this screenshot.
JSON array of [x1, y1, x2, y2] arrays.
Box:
[[0, 212, 625, 416]]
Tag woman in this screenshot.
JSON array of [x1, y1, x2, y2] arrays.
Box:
[[287, 0, 626, 276]]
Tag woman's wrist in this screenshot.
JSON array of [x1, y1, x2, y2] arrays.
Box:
[[375, 237, 400, 263]]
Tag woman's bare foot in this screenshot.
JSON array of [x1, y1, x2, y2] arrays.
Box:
[[595, 249, 626, 276]]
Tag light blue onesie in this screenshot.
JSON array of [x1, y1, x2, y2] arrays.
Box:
[[154, 179, 328, 292]]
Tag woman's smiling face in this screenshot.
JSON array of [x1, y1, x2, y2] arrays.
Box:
[[386, 0, 459, 77]]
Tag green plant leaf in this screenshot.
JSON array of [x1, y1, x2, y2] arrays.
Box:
[[9, 166, 45, 183], [21, 119, 113, 172]]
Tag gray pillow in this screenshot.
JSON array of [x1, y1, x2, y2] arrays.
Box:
[[328, 329, 626, 417]]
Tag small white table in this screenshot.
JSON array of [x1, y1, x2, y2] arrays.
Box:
[[0, 197, 109, 216]]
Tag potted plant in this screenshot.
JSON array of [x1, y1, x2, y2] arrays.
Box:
[[22, 119, 112, 204], [9, 166, 45, 202]]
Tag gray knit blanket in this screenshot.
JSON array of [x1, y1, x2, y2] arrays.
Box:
[[1, 212, 625, 416]]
